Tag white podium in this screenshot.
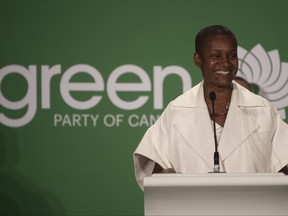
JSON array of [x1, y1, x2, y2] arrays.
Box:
[[144, 173, 288, 215]]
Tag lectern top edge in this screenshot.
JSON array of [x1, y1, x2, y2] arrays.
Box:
[[144, 173, 288, 188]]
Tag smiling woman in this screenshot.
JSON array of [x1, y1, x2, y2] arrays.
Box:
[[194, 26, 238, 126], [133, 25, 288, 190]]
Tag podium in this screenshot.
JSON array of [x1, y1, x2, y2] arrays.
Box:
[[144, 173, 288, 215]]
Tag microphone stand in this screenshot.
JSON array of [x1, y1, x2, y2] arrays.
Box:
[[210, 91, 220, 173]]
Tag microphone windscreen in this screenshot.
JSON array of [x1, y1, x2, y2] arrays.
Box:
[[209, 91, 216, 101]]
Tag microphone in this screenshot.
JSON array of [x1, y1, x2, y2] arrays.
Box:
[[209, 91, 220, 173]]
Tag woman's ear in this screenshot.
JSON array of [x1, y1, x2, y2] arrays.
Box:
[[194, 52, 201, 67]]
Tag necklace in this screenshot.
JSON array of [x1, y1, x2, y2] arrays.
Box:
[[209, 102, 230, 117]]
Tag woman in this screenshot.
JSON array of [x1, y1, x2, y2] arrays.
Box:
[[133, 25, 288, 190]]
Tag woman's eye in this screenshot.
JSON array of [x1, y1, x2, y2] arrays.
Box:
[[230, 52, 238, 58], [211, 54, 220, 58]]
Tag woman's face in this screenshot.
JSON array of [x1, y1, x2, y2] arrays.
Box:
[[194, 34, 238, 89]]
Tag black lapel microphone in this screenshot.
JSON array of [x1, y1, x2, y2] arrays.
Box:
[[209, 91, 220, 173]]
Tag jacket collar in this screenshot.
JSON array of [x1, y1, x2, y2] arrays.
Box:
[[171, 80, 264, 108]]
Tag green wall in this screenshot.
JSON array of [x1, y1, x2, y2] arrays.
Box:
[[1, 1, 288, 215]]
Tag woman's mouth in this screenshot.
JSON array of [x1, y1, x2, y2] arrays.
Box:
[[216, 71, 230, 75]]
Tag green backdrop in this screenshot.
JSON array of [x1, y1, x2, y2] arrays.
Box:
[[1, 0, 288, 215]]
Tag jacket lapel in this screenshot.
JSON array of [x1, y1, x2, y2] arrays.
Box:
[[218, 82, 263, 161], [173, 82, 215, 169], [174, 106, 215, 169], [218, 104, 260, 161]]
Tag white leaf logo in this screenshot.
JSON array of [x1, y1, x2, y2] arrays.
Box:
[[237, 44, 288, 119]]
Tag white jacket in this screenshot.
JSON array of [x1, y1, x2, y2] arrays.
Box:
[[133, 81, 288, 189]]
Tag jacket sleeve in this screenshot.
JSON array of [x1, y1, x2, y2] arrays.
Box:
[[133, 106, 173, 190], [271, 111, 288, 172]]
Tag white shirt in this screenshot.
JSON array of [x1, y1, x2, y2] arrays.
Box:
[[133, 81, 288, 190]]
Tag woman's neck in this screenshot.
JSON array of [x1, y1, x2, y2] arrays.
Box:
[[204, 83, 233, 127]]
